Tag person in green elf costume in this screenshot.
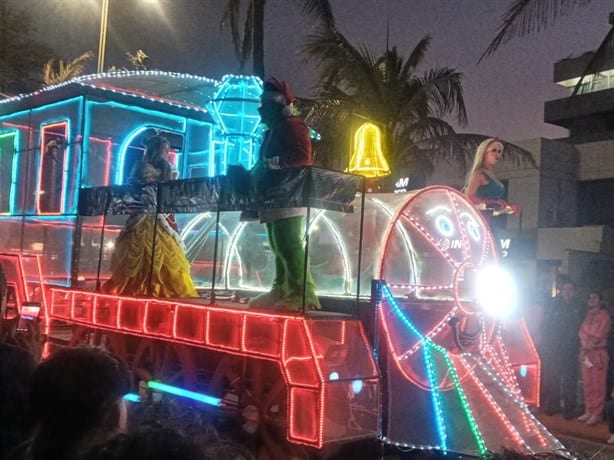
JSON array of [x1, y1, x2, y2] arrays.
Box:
[[248, 77, 320, 311]]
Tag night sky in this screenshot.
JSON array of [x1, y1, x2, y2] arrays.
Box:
[[14, 0, 614, 143]]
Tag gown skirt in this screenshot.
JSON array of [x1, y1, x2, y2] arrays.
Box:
[[103, 214, 197, 298]]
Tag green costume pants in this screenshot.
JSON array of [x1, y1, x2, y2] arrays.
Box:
[[264, 216, 320, 309]]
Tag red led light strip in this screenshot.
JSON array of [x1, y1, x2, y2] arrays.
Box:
[[36, 121, 69, 215], [456, 354, 530, 451], [89, 136, 113, 185]]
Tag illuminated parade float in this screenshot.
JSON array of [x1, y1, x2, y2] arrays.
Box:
[[0, 72, 561, 457]]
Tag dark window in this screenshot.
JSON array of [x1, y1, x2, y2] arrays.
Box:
[[577, 179, 614, 226]]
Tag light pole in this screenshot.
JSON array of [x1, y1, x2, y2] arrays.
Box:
[[97, 0, 110, 73]]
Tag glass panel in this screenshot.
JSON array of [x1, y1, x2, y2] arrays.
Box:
[[21, 216, 76, 286]]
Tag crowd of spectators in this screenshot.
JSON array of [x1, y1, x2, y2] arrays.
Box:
[[537, 276, 614, 444], [0, 341, 578, 460], [0, 342, 257, 460]]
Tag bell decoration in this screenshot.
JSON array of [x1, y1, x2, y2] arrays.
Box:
[[346, 122, 391, 178]]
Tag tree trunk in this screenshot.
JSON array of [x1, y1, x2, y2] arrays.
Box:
[[0, 2, 6, 94], [252, 0, 265, 78]]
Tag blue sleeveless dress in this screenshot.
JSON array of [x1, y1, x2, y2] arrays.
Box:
[[475, 171, 504, 200]]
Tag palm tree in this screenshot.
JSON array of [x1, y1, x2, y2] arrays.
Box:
[[302, 28, 472, 175], [0, 3, 55, 95], [126, 49, 150, 71], [43, 51, 94, 86], [220, 0, 335, 77], [480, 0, 593, 61], [480, 1, 613, 97]]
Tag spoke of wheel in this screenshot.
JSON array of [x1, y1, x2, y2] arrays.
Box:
[[68, 325, 88, 346], [262, 379, 285, 413]]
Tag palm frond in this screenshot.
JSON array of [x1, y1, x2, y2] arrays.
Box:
[[479, 0, 591, 63], [405, 67, 467, 127], [402, 35, 430, 75], [416, 134, 536, 169], [570, 24, 614, 97], [303, 28, 376, 82], [126, 49, 149, 70], [43, 51, 94, 86], [220, 0, 242, 61], [301, 0, 335, 30], [239, 0, 254, 73], [398, 117, 456, 145]]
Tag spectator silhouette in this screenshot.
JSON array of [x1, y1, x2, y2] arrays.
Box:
[[201, 440, 255, 460], [540, 278, 583, 418], [7, 347, 129, 460], [606, 392, 614, 443], [0, 341, 37, 458], [77, 426, 206, 460]]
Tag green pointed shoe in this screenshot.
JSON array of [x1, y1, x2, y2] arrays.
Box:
[[248, 287, 284, 308], [273, 293, 321, 311]]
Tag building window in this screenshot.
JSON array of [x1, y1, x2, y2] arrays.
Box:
[[577, 179, 614, 226]]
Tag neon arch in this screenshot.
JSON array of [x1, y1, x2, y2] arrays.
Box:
[[180, 210, 354, 295]]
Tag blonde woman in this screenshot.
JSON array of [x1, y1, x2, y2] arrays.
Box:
[[464, 138, 520, 216]]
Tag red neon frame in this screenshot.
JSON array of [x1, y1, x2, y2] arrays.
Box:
[[48, 287, 379, 448], [0, 253, 49, 353], [36, 121, 69, 215], [88, 136, 113, 186]]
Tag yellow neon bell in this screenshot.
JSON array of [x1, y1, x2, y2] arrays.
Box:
[[346, 122, 391, 178]]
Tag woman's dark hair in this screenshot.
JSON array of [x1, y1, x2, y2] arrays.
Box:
[[588, 290, 604, 303], [29, 347, 130, 436], [142, 135, 172, 181], [143, 135, 169, 158]]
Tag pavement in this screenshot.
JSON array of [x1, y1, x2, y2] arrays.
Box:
[[536, 413, 614, 458]]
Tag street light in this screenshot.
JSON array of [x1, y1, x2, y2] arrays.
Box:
[[97, 0, 110, 73], [96, 0, 159, 74]]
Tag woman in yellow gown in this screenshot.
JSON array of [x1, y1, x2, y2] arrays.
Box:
[[103, 135, 197, 298]]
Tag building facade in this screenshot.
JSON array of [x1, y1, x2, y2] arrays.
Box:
[[426, 47, 614, 303]]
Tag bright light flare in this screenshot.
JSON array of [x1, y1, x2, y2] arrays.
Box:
[[475, 266, 516, 317]]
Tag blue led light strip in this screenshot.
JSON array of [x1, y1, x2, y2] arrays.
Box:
[[382, 283, 486, 454], [123, 393, 141, 402], [147, 381, 221, 406]]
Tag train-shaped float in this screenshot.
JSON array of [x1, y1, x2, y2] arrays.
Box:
[[0, 72, 560, 458]]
